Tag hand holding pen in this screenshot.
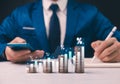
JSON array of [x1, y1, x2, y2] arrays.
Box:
[[91, 26, 120, 63]]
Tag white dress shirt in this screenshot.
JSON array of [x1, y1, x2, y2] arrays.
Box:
[[42, 0, 68, 45]]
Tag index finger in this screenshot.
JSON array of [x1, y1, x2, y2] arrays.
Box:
[[91, 40, 102, 50]]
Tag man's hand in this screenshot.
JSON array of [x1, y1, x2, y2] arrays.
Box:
[[91, 37, 120, 62], [5, 37, 44, 63]]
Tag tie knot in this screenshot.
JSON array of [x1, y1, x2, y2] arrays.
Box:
[[49, 4, 59, 12]]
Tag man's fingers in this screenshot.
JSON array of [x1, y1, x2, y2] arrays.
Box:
[[11, 55, 29, 63], [101, 51, 119, 62], [94, 38, 117, 56], [99, 41, 120, 62], [91, 40, 102, 49], [30, 50, 44, 59], [5, 47, 31, 62], [10, 50, 31, 57], [16, 50, 45, 62], [98, 41, 118, 59]]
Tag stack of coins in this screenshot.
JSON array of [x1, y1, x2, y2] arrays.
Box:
[[74, 37, 85, 73], [43, 58, 52, 73], [26, 60, 38, 73], [58, 54, 68, 73]]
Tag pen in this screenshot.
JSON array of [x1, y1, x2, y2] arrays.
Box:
[[91, 26, 117, 63]]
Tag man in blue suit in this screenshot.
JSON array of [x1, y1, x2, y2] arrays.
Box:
[[0, 0, 120, 63]]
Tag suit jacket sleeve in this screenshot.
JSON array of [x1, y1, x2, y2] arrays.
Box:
[[92, 7, 120, 41], [0, 8, 19, 61]]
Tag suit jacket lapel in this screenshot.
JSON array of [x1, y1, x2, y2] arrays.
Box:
[[31, 0, 81, 51], [31, 0, 49, 52], [64, 0, 80, 47]]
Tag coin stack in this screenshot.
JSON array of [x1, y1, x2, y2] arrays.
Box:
[[43, 58, 53, 73]]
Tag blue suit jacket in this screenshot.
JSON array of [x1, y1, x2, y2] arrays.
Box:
[[0, 0, 120, 60]]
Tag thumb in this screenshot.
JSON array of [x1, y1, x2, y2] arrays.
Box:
[[10, 37, 26, 43]]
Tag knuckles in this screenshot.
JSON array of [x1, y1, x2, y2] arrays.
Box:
[[116, 42, 120, 49]]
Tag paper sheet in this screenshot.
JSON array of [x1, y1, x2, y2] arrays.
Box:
[[85, 58, 120, 68]]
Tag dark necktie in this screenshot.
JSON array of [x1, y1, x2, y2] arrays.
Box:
[[48, 4, 61, 53]]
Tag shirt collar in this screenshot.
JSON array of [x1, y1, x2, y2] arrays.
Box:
[[43, 0, 68, 11]]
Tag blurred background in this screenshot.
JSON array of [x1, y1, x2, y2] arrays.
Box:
[[0, 0, 120, 29]]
